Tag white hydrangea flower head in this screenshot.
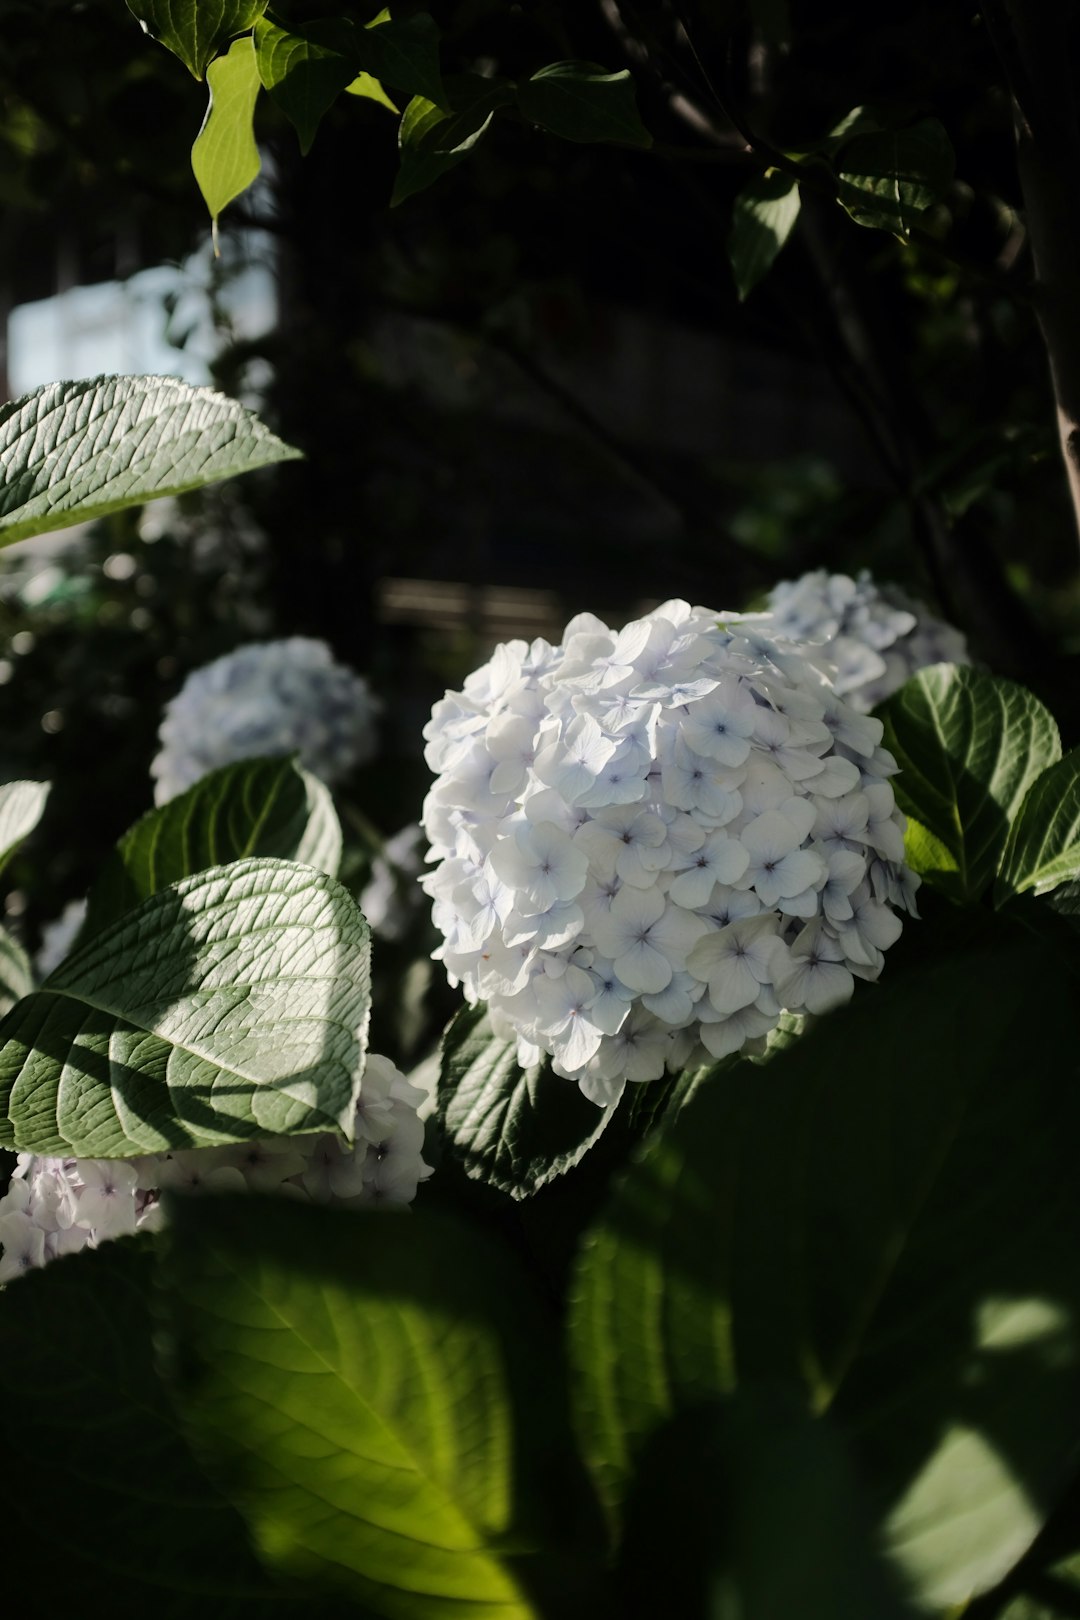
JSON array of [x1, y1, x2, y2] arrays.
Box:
[[0, 1053, 431, 1285], [766, 569, 969, 711], [422, 600, 919, 1108], [151, 636, 381, 804]]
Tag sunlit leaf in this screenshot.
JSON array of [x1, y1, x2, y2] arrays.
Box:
[[728, 169, 801, 299], [392, 73, 511, 205], [0, 858, 371, 1157], [253, 15, 357, 154], [836, 117, 955, 238], [0, 376, 299, 548], [996, 750, 1080, 904], [0, 780, 49, 875], [191, 33, 262, 239]]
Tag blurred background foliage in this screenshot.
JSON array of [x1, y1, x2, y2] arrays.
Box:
[[0, 0, 1077, 999]]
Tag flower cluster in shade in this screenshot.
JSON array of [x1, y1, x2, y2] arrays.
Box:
[[360, 824, 428, 942], [151, 637, 381, 804], [766, 570, 969, 711], [0, 1055, 431, 1285], [422, 599, 919, 1108]]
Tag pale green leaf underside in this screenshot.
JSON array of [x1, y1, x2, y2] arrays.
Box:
[[192, 34, 263, 229], [880, 664, 1060, 902], [161, 1198, 559, 1618], [0, 779, 49, 873], [0, 857, 370, 1156], [996, 749, 1080, 903], [729, 171, 801, 300], [126, 0, 268, 79], [0, 375, 300, 548], [83, 756, 341, 941]]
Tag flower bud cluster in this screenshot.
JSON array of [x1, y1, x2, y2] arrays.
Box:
[[0, 1054, 430, 1285], [151, 636, 380, 804], [422, 600, 918, 1107], [766, 570, 969, 711]]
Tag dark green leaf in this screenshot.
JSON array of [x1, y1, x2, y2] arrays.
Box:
[[618, 1393, 916, 1620], [0, 925, 32, 1018], [569, 944, 1080, 1610], [356, 9, 444, 109], [836, 117, 955, 238], [192, 34, 263, 236], [82, 757, 341, 941], [0, 1239, 298, 1612], [126, 0, 269, 79], [879, 665, 1060, 903], [253, 15, 357, 154], [438, 1003, 616, 1199], [0, 779, 49, 875], [392, 74, 511, 205], [517, 60, 651, 148], [996, 750, 1080, 905], [728, 169, 801, 299], [159, 1194, 605, 1618], [0, 375, 300, 547], [0, 858, 371, 1156]]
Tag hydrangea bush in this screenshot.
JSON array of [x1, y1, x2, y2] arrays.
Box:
[[422, 599, 918, 1105], [766, 569, 970, 710], [151, 635, 380, 803]]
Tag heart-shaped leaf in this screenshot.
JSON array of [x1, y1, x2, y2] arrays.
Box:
[[517, 61, 651, 148], [728, 169, 801, 299], [126, 0, 269, 79], [192, 34, 263, 237], [253, 15, 358, 154], [0, 375, 300, 548], [0, 857, 371, 1157]]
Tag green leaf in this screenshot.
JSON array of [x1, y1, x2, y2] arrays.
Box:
[[438, 1004, 617, 1199], [0, 857, 371, 1157], [728, 169, 801, 299], [126, 0, 269, 79], [82, 757, 341, 942], [879, 665, 1060, 903], [0, 1239, 300, 1612], [0, 779, 49, 875], [517, 61, 651, 148], [996, 750, 1080, 904], [836, 116, 955, 238], [253, 15, 357, 154], [0, 375, 300, 548], [345, 72, 398, 113], [0, 924, 32, 1018], [159, 1194, 605, 1618], [192, 34, 262, 239], [569, 943, 1080, 1610], [618, 1394, 916, 1620], [357, 9, 444, 109], [392, 74, 511, 206]]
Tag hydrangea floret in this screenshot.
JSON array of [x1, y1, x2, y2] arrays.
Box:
[[766, 569, 969, 711], [151, 636, 380, 804], [0, 1054, 430, 1285], [422, 600, 918, 1107]]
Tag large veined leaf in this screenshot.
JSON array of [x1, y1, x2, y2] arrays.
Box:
[[0, 925, 32, 1018], [836, 117, 955, 238], [126, 0, 269, 79], [880, 665, 1060, 903], [617, 1394, 916, 1620], [0, 779, 49, 875], [0, 376, 300, 548], [0, 857, 370, 1157], [192, 34, 263, 238], [996, 750, 1080, 905], [517, 61, 651, 148], [392, 74, 512, 206], [82, 757, 341, 941], [569, 944, 1080, 1611], [0, 1240, 303, 1614], [159, 1195, 606, 1619], [438, 1004, 617, 1199], [254, 15, 358, 154], [728, 169, 801, 300]]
